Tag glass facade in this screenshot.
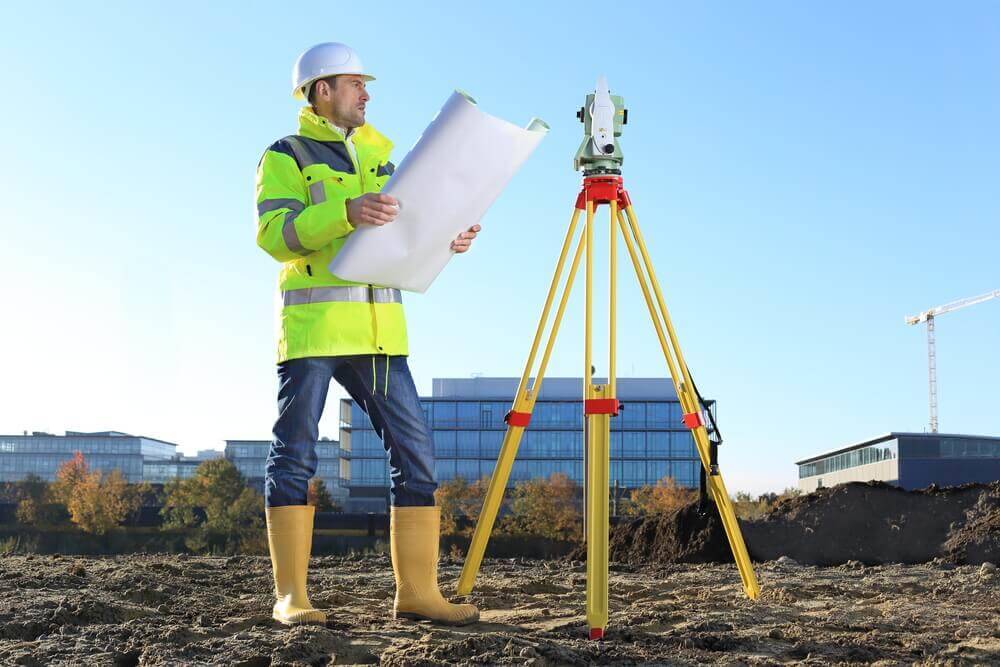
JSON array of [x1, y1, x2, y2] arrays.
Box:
[[904, 436, 1000, 459], [224, 439, 348, 503], [142, 460, 203, 484], [798, 440, 898, 479], [0, 431, 178, 483], [341, 377, 707, 512]]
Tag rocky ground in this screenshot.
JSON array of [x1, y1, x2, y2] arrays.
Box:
[[0, 553, 998, 666]]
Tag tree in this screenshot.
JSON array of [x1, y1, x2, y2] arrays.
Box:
[[16, 474, 47, 504], [161, 458, 265, 553], [14, 474, 52, 525], [49, 452, 89, 507], [435, 476, 491, 536], [50, 455, 131, 535], [122, 481, 155, 526], [307, 478, 339, 512], [15, 497, 40, 525], [162, 458, 257, 529], [733, 487, 802, 520], [502, 473, 582, 541], [625, 477, 696, 516]]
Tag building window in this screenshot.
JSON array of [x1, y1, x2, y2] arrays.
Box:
[[648, 403, 669, 428], [481, 431, 503, 459], [622, 432, 645, 458], [457, 402, 479, 428], [456, 431, 479, 458], [647, 431, 669, 455], [431, 431, 454, 457], [455, 459, 479, 481], [435, 459, 456, 481]]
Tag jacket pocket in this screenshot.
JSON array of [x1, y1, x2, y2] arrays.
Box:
[[308, 174, 352, 205]]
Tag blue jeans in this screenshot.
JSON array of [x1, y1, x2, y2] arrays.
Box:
[[265, 355, 437, 508]]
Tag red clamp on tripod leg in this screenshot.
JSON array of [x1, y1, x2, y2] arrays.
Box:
[[584, 398, 620, 416], [682, 411, 704, 429], [504, 410, 532, 427]]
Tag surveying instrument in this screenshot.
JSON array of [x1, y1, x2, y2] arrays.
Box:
[[456, 77, 760, 639]]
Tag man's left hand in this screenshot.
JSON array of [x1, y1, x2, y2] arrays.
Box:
[[451, 224, 481, 253]]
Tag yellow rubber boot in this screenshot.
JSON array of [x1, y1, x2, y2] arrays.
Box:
[[266, 505, 326, 625], [390, 506, 479, 626]]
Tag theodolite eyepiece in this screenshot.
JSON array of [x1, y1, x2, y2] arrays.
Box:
[[574, 75, 627, 175]]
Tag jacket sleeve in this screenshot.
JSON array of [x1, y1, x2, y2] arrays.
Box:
[[254, 145, 354, 262]]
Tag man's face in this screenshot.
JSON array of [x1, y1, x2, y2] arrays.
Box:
[[318, 75, 370, 129]]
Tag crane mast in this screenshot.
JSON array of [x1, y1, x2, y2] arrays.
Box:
[[905, 289, 999, 433]]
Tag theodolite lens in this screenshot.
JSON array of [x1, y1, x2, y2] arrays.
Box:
[[602, 144, 614, 154]]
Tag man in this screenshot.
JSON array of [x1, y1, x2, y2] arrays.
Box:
[[255, 42, 480, 627]]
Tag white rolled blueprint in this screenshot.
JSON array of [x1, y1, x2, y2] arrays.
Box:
[[328, 91, 548, 293]]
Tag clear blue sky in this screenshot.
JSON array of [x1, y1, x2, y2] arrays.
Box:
[[1, 1, 997, 494]]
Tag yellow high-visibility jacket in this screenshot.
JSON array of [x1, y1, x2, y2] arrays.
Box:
[[256, 107, 406, 363]]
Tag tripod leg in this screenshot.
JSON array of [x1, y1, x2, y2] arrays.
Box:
[[457, 207, 587, 596], [586, 387, 610, 638], [585, 200, 616, 640], [616, 207, 760, 600]]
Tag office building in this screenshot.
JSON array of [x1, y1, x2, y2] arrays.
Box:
[[340, 377, 709, 513], [0, 431, 177, 483], [142, 449, 223, 484], [796, 432, 1000, 492]]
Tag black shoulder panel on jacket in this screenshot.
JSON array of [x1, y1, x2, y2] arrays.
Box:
[[257, 137, 298, 170], [268, 138, 299, 161], [260, 136, 356, 175]]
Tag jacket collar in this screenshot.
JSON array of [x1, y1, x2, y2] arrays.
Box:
[[297, 107, 393, 153]]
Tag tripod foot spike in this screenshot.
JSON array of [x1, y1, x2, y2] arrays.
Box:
[[589, 628, 605, 641]]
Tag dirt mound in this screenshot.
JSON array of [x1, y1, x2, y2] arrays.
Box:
[[568, 502, 731, 565], [594, 482, 1000, 566], [941, 484, 1000, 564], [743, 481, 993, 565]]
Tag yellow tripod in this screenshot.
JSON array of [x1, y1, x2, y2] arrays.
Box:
[[456, 175, 760, 639]]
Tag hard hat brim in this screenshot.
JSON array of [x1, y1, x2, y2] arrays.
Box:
[[292, 73, 376, 100]]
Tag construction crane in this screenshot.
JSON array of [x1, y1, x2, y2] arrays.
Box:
[[905, 289, 1000, 433]]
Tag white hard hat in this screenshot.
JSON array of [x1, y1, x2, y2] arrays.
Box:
[[292, 42, 375, 100]]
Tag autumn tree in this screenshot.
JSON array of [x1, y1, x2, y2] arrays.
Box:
[[624, 477, 696, 516], [49, 452, 89, 507], [307, 478, 339, 512], [501, 473, 582, 541], [434, 476, 490, 536], [49, 453, 132, 534]]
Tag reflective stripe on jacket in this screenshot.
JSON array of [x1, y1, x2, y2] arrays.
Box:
[[256, 107, 406, 362]]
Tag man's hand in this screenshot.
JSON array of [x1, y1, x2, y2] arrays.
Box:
[[347, 193, 399, 227], [451, 224, 481, 253]]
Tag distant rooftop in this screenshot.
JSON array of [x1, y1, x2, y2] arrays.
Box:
[[0, 430, 181, 449], [431, 377, 681, 400], [795, 431, 1000, 465]]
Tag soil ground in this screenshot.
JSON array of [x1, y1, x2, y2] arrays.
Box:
[[1, 553, 998, 666]]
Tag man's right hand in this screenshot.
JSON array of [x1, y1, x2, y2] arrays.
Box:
[[347, 193, 399, 227]]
